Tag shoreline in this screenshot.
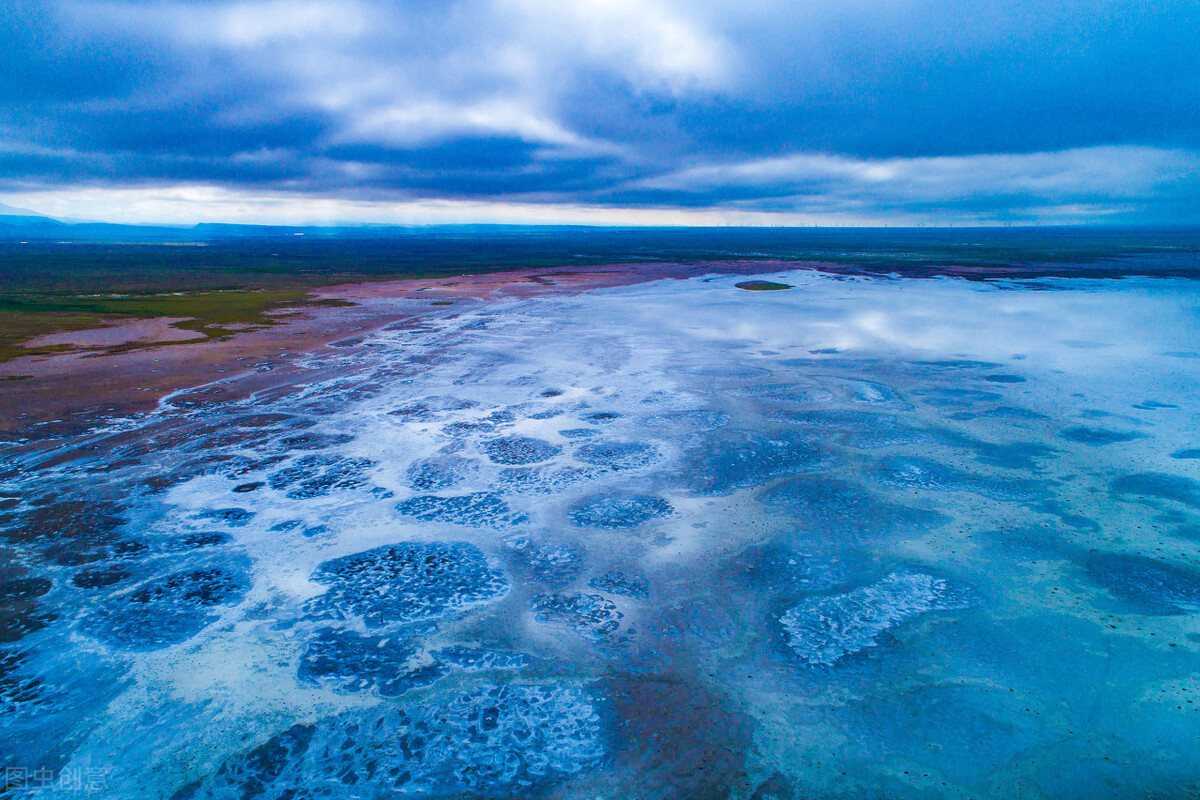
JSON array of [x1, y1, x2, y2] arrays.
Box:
[[0, 260, 814, 435], [5, 254, 1191, 438]]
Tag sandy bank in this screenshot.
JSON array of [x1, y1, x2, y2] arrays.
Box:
[[22, 316, 207, 348], [0, 260, 814, 433]]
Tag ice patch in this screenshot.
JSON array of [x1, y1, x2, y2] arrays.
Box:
[[689, 430, 824, 494], [297, 628, 429, 696], [306, 542, 508, 626], [872, 456, 1042, 501], [176, 683, 603, 798], [589, 571, 650, 599], [569, 493, 673, 529], [482, 436, 562, 465], [405, 455, 478, 491], [395, 492, 529, 527], [575, 441, 660, 471], [779, 572, 962, 665], [82, 561, 251, 650], [531, 593, 623, 639], [267, 455, 373, 499]]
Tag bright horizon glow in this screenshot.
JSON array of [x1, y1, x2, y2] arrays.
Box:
[[0, 186, 990, 227], [9, 142, 1197, 228]]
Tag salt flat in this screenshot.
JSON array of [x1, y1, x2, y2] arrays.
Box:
[[3, 269, 1199, 799]]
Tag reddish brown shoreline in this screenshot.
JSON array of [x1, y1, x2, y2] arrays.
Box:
[[0, 260, 816, 433]]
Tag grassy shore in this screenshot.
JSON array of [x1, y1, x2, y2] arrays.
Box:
[[0, 290, 357, 364]]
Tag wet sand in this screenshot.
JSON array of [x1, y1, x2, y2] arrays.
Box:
[[0, 260, 818, 433], [23, 317, 208, 348]]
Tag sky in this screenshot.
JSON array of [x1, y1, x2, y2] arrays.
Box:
[[1, 0, 1198, 226]]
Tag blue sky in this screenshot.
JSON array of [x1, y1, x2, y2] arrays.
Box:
[[1, 0, 1197, 225]]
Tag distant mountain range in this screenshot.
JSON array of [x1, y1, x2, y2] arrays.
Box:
[[0, 206, 633, 241], [0, 203, 329, 240], [0, 201, 64, 228]]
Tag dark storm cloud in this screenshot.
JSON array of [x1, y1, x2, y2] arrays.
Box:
[[1, 0, 1197, 222]]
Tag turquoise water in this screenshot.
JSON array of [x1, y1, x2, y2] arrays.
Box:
[[3, 271, 1200, 798]]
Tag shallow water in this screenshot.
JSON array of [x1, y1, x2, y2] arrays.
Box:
[[3, 271, 1200, 799]]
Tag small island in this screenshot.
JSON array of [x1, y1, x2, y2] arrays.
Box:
[[735, 280, 794, 291]]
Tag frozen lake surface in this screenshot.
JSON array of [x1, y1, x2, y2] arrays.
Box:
[[3, 270, 1200, 798]]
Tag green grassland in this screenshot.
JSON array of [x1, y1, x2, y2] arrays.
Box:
[[0, 289, 355, 364]]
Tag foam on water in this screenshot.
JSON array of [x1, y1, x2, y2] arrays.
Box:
[[778, 571, 963, 665], [3, 271, 1200, 798]]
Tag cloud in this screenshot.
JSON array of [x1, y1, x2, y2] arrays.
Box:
[[206, 0, 371, 47], [5, 183, 860, 226], [497, 0, 732, 95], [341, 99, 607, 152], [0, 0, 1196, 223], [629, 146, 1200, 211]]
